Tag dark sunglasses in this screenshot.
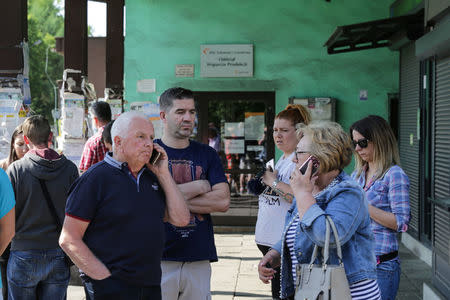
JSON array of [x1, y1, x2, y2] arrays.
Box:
[[352, 138, 369, 149]]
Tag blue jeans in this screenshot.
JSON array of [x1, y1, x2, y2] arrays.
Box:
[[376, 259, 401, 300], [83, 276, 161, 300], [7, 249, 70, 300]]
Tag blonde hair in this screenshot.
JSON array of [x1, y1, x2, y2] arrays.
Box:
[[296, 121, 353, 173], [276, 104, 311, 126], [350, 115, 400, 180]]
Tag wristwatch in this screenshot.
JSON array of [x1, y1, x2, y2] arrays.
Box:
[[272, 179, 280, 189]]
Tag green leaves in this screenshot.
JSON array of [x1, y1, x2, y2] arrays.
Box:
[[28, 0, 64, 124]]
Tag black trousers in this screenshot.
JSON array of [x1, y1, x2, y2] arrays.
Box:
[[0, 244, 10, 299], [257, 244, 281, 299], [83, 276, 161, 300], [0, 259, 7, 299]]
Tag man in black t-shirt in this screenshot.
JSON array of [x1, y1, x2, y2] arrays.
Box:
[[157, 87, 230, 300]]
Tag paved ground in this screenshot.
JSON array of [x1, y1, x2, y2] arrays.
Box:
[[68, 232, 431, 300]]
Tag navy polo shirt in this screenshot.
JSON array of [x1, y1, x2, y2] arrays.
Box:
[[66, 154, 166, 287]]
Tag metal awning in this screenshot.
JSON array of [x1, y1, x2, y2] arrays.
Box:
[[324, 12, 423, 54]]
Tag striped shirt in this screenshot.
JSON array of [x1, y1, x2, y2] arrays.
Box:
[[350, 279, 382, 300], [286, 214, 300, 280], [352, 165, 410, 256], [286, 178, 339, 280]]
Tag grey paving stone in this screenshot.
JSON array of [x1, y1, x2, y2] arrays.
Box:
[[68, 232, 430, 300]]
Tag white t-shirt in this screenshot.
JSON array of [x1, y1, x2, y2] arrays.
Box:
[[255, 152, 296, 247]]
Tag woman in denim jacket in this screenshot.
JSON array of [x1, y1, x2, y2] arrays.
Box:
[[258, 121, 380, 300], [350, 115, 410, 300]]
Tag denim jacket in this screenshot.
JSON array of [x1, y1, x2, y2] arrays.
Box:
[[272, 171, 377, 299]]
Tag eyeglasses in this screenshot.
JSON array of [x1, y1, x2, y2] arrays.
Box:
[[352, 138, 369, 149], [295, 151, 310, 161]]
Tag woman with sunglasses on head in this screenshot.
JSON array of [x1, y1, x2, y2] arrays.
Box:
[[249, 104, 310, 300], [350, 115, 410, 300], [258, 121, 380, 300]]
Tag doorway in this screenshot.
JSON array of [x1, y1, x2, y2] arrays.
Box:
[[194, 91, 275, 225]]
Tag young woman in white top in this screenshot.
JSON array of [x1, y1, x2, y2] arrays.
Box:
[[253, 104, 310, 299]]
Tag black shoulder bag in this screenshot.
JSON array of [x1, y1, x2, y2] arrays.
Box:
[[37, 179, 75, 267]]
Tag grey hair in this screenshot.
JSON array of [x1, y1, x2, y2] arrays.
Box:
[[111, 111, 149, 149]]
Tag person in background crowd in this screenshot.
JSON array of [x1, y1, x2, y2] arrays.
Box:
[[258, 121, 381, 300], [208, 127, 220, 152], [101, 120, 115, 152], [0, 169, 15, 300], [350, 115, 410, 300], [248, 104, 310, 300], [0, 125, 28, 170], [60, 112, 189, 300], [79, 101, 112, 173], [156, 87, 230, 300], [6, 115, 79, 300], [0, 124, 28, 299]]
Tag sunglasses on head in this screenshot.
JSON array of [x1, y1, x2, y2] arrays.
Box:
[[352, 138, 369, 149]]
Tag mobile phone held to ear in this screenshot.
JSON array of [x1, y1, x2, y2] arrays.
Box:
[[149, 149, 161, 165], [299, 155, 320, 177]]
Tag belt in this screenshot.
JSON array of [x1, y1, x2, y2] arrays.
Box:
[[376, 251, 398, 265]]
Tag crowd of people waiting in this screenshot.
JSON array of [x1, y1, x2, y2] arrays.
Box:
[[255, 109, 410, 300], [0, 86, 409, 300]]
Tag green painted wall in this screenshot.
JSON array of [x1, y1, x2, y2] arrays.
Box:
[[390, 0, 423, 17], [124, 0, 398, 164]]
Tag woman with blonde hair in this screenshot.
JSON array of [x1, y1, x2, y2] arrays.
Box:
[[258, 121, 380, 300], [249, 104, 310, 299], [350, 115, 410, 300]]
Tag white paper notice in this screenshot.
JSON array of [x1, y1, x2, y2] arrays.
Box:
[[175, 64, 194, 77], [244, 112, 264, 140], [137, 79, 156, 93], [247, 145, 264, 152], [61, 93, 85, 139], [224, 122, 244, 137], [130, 101, 163, 139], [224, 139, 245, 154]]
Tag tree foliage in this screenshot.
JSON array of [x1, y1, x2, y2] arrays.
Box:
[[28, 0, 64, 124]]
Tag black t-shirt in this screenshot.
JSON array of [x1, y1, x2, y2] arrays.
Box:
[[155, 139, 227, 262], [66, 159, 166, 287]]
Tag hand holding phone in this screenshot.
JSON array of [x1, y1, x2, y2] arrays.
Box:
[[149, 149, 161, 165], [298, 155, 320, 177]]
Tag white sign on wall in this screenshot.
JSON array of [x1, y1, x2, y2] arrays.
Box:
[[175, 64, 194, 77], [200, 44, 253, 77], [137, 79, 156, 93]]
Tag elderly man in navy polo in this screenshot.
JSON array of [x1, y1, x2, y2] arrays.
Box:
[[59, 111, 190, 300]]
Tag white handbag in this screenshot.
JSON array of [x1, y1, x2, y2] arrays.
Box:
[[294, 216, 351, 300]]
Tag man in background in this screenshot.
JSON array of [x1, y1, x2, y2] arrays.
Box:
[[79, 101, 111, 172], [156, 87, 230, 300], [7, 115, 79, 299]]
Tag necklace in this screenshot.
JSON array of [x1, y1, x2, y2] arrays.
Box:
[[364, 170, 377, 191], [313, 177, 340, 199]]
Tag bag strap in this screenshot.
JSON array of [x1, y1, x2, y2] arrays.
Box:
[[327, 215, 343, 263], [307, 216, 344, 267], [38, 179, 63, 231], [308, 217, 330, 265]]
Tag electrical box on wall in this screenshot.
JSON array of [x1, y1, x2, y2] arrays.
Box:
[[288, 97, 336, 121]]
